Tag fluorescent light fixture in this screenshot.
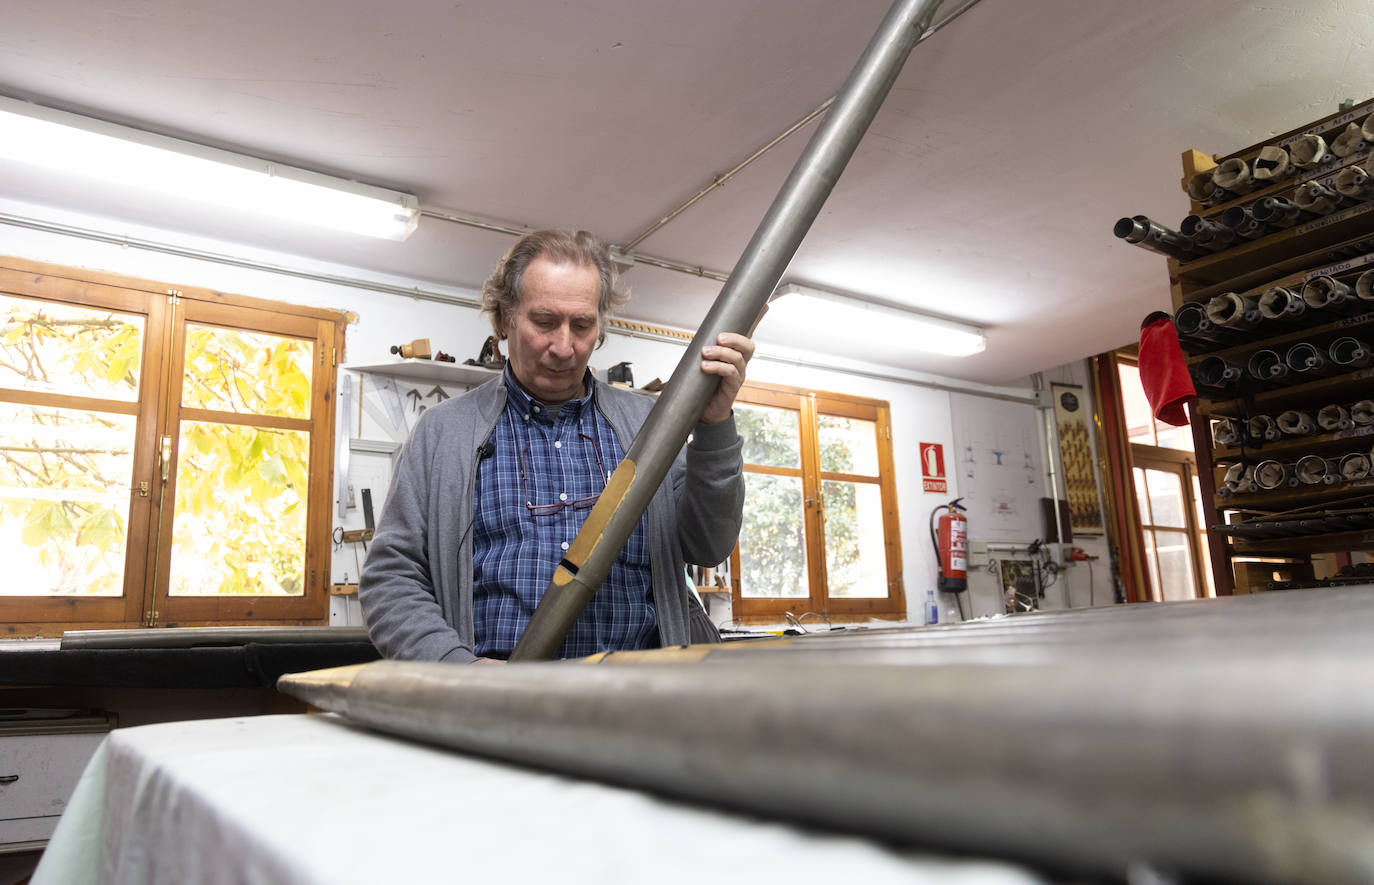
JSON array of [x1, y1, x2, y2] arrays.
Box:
[[769, 283, 986, 357], [0, 95, 420, 241]]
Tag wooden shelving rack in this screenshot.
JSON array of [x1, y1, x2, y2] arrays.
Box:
[[1163, 98, 1374, 593]]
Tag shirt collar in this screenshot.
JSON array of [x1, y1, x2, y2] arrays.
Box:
[[502, 364, 596, 423]]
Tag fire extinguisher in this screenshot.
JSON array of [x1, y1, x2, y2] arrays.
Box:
[[930, 498, 968, 594]]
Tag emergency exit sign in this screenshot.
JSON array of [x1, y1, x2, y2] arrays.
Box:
[[920, 442, 947, 493]]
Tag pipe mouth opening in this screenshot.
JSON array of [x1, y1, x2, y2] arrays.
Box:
[[1291, 134, 1328, 167], [1302, 278, 1335, 308], [1212, 158, 1252, 191], [1179, 215, 1204, 236], [1356, 271, 1374, 301], [1286, 344, 1318, 370], [1220, 206, 1248, 228], [1258, 287, 1296, 317], [1112, 217, 1139, 239], [1330, 337, 1367, 364], [1174, 303, 1206, 333], [1247, 351, 1279, 377], [1184, 171, 1218, 201], [1252, 145, 1290, 179]]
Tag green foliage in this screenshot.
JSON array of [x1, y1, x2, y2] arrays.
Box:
[[0, 297, 312, 598]]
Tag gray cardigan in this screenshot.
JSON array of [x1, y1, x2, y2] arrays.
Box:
[[359, 376, 744, 662]]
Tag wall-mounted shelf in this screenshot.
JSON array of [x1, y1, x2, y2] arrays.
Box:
[[343, 360, 501, 386]]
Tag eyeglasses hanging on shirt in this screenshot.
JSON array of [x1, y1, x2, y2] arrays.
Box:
[[515, 419, 608, 517]]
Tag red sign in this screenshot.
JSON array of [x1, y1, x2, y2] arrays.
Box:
[[920, 442, 947, 493]]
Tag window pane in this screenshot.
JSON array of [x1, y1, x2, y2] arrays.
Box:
[[1116, 363, 1156, 446], [0, 403, 133, 596], [0, 293, 143, 402], [1154, 421, 1194, 452], [736, 403, 800, 469], [182, 324, 313, 419], [1133, 467, 1152, 523], [822, 480, 887, 597], [1145, 468, 1186, 528], [1155, 530, 1197, 601], [818, 415, 878, 475], [739, 472, 807, 597], [1142, 530, 1161, 601], [168, 420, 308, 596]]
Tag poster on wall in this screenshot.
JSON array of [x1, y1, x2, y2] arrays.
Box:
[[920, 442, 947, 493], [949, 393, 1044, 542], [1051, 382, 1105, 534]]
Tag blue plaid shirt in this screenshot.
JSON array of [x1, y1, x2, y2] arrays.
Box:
[[471, 367, 656, 659]]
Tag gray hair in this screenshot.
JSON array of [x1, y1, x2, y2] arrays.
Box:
[[480, 229, 629, 346]]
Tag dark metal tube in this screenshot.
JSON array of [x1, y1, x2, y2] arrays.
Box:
[[1303, 275, 1361, 314], [60, 625, 371, 649], [1113, 215, 1197, 260], [1251, 195, 1303, 228], [1246, 414, 1280, 442], [1295, 181, 1348, 216], [1206, 292, 1260, 329], [1357, 270, 1374, 302], [1339, 452, 1371, 480], [1219, 204, 1268, 239], [1246, 350, 1289, 385], [278, 622, 1374, 885], [1258, 285, 1307, 323], [1253, 459, 1289, 490], [1174, 301, 1245, 344], [1353, 400, 1374, 425], [511, 0, 947, 660], [1194, 355, 1243, 391], [1330, 337, 1372, 369], [1179, 214, 1236, 251], [1287, 341, 1331, 376]]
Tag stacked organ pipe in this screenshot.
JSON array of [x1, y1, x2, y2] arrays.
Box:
[[1332, 122, 1370, 158], [1276, 410, 1316, 436], [1253, 460, 1289, 490], [1354, 400, 1374, 425], [1247, 349, 1290, 384], [1211, 418, 1242, 447], [1355, 271, 1374, 302], [1302, 276, 1360, 314], [1330, 337, 1372, 368], [1220, 204, 1267, 239], [1205, 292, 1261, 330], [1179, 214, 1236, 251], [1294, 181, 1348, 215], [1250, 195, 1304, 228], [1193, 356, 1243, 391], [1174, 302, 1246, 345], [1285, 341, 1332, 377], [1246, 414, 1281, 441], [1257, 285, 1306, 323], [1290, 134, 1330, 169], [1113, 216, 1197, 260], [1318, 404, 1354, 431], [1250, 145, 1290, 183], [1340, 452, 1372, 481], [1335, 165, 1374, 200], [1295, 454, 1337, 485], [1211, 157, 1255, 195]]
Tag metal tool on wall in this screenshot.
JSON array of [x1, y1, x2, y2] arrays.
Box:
[[510, 0, 949, 660]]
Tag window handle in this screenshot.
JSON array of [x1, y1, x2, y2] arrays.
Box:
[[161, 435, 172, 481]]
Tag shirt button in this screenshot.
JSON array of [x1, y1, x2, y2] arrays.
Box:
[[554, 440, 562, 449], [559, 493, 568, 501], [561, 541, 569, 551]]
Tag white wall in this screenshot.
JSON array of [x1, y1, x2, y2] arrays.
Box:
[[0, 201, 1118, 626]]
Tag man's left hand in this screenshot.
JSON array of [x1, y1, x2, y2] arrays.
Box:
[[699, 332, 755, 425]]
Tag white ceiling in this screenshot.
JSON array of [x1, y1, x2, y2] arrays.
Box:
[[3, 0, 1374, 384]]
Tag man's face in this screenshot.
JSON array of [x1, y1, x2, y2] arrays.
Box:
[[503, 256, 602, 405]]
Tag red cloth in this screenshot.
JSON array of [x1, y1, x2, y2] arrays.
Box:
[[1138, 312, 1196, 426]]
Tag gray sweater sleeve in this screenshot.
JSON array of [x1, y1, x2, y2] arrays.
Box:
[[359, 409, 477, 664], [677, 415, 746, 566]]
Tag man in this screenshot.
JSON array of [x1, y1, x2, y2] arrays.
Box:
[[360, 229, 752, 662]]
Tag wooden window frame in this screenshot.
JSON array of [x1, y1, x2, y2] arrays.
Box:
[[729, 381, 906, 623], [0, 256, 345, 635]]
